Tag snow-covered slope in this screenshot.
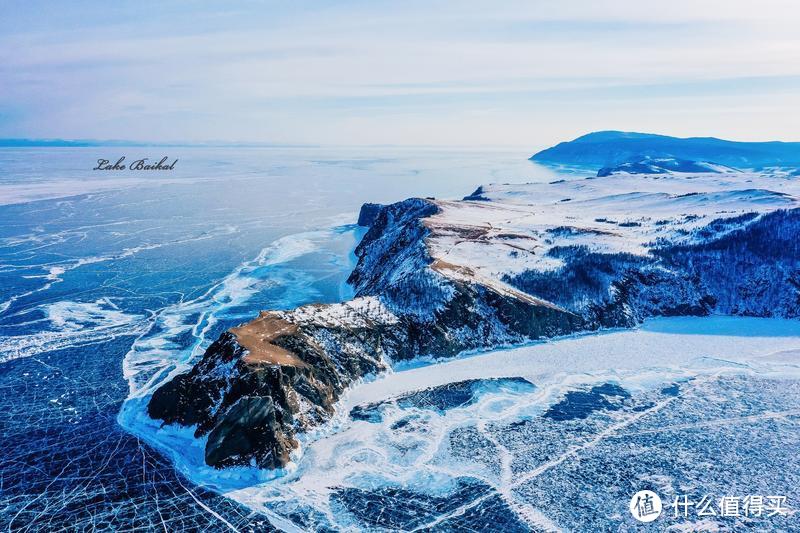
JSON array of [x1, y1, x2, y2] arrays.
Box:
[[439, 171, 798, 280], [456, 173, 800, 320], [148, 170, 800, 471], [596, 157, 739, 177]]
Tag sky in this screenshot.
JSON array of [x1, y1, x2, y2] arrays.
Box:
[[1, 0, 799, 149]]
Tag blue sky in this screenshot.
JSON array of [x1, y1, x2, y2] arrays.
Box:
[[1, 0, 799, 149]]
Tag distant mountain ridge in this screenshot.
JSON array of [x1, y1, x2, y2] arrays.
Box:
[[0, 138, 98, 147], [531, 131, 800, 168]]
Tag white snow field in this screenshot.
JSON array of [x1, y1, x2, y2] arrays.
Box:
[[427, 171, 800, 280]]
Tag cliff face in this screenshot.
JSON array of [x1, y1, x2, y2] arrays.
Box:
[[148, 170, 800, 471], [148, 198, 581, 470]]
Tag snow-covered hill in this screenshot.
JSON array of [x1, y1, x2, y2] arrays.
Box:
[[148, 170, 800, 471], [596, 157, 739, 176], [530, 130, 800, 167]]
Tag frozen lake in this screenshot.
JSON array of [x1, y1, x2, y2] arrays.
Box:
[[221, 316, 800, 531], [0, 146, 587, 530], [1, 146, 797, 531]]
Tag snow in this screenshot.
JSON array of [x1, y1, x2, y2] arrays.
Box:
[[221, 316, 800, 530], [424, 171, 800, 284], [342, 316, 800, 408], [278, 296, 399, 328]]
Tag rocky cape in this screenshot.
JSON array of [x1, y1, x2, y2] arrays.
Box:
[[148, 170, 800, 470]]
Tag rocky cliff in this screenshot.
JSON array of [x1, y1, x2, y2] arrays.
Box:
[[148, 169, 800, 470], [148, 198, 582, 470]]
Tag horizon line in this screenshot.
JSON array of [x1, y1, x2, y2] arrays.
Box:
[[3, 131, 800, 149]]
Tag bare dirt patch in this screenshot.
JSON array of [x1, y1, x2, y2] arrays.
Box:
[[230, 313, 308, 367]]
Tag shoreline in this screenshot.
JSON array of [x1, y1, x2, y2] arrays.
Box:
[[121, 314, 800, 515], [144, 170, 800, 475]]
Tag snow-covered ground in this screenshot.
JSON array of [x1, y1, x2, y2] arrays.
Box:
[[128, 168, 800, 530], [427, 171, 800, 279], [216, 315, 800, 531]]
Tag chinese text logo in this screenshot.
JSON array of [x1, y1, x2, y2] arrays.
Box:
[[630, 490, 663, 523]]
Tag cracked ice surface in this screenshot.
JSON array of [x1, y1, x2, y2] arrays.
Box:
[[221, 316, 800, 531], [1, 147, 578, 531], [0, 336, 271, 532], [3, 148, 800, 531]]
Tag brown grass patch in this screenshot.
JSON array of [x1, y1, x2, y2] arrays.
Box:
[[230, 313, 308, 367]]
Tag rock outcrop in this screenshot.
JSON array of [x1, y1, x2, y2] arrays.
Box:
[[356, 202, 384, 226], [148, 198, 582, 469], [148, 169, 800, 470]]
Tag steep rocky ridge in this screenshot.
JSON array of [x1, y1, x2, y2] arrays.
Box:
[[148, 170, 800, 470], [149, 198, 582, 469]]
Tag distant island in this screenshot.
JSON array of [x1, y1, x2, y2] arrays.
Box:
[[530, 131, 800, 169]]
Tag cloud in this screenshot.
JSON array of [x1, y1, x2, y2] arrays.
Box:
[[1, 0, 799, 145]]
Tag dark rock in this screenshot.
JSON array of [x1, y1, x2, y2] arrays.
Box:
[[463, 186, 491, 201], [356, 203, 384, 227], [205, 396, 295, 469]]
